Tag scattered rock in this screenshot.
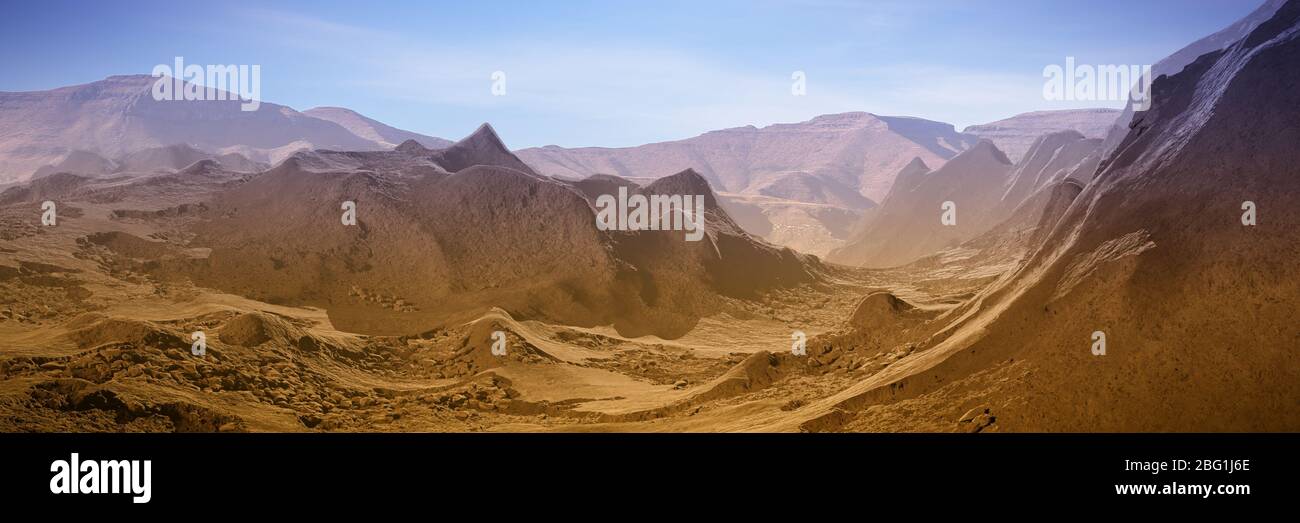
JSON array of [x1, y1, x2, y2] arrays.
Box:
[[958, 405, 996, 433]]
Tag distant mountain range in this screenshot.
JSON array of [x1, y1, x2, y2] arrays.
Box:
[[963, 108, 1117, 163], [0, 75, 447, 184], [0, 74, 1118, 256], [517, 110, 1116, 256], [518, 112, 976, 204]]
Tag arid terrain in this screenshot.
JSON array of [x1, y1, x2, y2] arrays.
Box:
[[1, 0, 1297, 434]]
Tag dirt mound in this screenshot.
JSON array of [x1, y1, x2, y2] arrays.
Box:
[[117, 144, 212, 173], [66, 317, 185, 350], [219, 312, 302, 347], [394, 139, 432, 155], [458, 311, 562, 369], [31, 150, 118, 178], [0, 172, 92, 205], [848, 291, 915, 327], [690, 351, 782, 402], [588, 351, 785, 423], [16, 378, 245, 433], [178, 158, 223, 175]]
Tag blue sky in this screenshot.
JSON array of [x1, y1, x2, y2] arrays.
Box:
[[0, 0, 1265, 148]]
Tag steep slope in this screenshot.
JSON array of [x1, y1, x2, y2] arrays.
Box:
[[607, 169, 821, 300], [965, 109, 1118, 163], [989, 130, 1102, 226], [836, 157, 930, 243], [517, 112, 977, 203], [1098, 0, 1287, 157], [826, 142, 1013, 267], [798, 2, 1300, 432], [830, 131, 1101, 268], [304, 106, 452, 149], [427, 124, 538, 176]]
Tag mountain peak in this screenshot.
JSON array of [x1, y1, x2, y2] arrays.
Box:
[[900, 157, 931, 176], [179, 158, 222, 175], [450, 123, 513, 154], [659, 167, 708, 185], [644, 168, 717, 202], [1022, 130, 1087, 157], [1243, 0, 1300, 47], [395, 139, 431, 155], [466, 122, 504, 144], [967, 139, 1013, 165], [428, 123, 537, 175]]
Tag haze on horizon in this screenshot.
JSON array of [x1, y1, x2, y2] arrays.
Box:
[[0, 0, 1265, 148]]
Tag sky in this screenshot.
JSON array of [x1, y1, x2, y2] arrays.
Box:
[[0, 0, 1266, 149]]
